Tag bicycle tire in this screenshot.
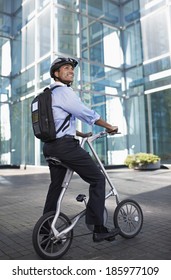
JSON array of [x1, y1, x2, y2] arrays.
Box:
[[113, 199, 143, 239], [32, 211, 73, 259]]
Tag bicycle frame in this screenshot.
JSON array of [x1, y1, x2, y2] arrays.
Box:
[[49, 131, 120, 240]]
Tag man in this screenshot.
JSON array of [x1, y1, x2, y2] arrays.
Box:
[[43, 57, 120, 242]]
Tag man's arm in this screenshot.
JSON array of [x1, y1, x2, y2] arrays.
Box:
[[95, 118, 118, 134], [76, 131, 93, 138], [76, 118, 118, 137]]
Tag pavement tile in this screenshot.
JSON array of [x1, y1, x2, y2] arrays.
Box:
[[0, 166, 171, 260]]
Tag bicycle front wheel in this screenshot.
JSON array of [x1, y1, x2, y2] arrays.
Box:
[[32, 211, 73, 259], [113, 199, 143, 239]]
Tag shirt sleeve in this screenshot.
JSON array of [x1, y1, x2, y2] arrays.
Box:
[[54, 87, 100, 125]]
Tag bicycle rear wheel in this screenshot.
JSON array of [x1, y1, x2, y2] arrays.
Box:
[[113, 199, 143, 239], [32, 211, 73, 259]]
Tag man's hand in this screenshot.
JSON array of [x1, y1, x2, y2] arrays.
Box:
[[106, 126, 118, 135], [95, 118, 118, 135]]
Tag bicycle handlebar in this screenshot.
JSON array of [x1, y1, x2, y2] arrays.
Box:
[[81, 130, 121, 145], [93, 130, 121, 137]]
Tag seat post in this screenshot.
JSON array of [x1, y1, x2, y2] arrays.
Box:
[[51, 168, 73, 238], [61, 168, 74, 189]]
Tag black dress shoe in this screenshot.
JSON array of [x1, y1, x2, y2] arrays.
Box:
[[93, 226, 120, 242]]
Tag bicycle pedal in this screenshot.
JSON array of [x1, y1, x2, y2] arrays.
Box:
[[76, 194, 86, 202]]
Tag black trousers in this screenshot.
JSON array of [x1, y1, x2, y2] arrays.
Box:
[[43, 137, 106, 225]]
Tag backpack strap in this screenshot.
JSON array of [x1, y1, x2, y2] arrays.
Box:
[[50, 85, 61, 91], [56, 113, 72, 133], [46, 85, 72, 135]]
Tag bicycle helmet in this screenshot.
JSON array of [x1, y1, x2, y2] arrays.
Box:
[[50, 57, 78, 78]]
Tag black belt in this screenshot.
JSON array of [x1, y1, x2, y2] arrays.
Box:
[[60, 135, 75, 139]]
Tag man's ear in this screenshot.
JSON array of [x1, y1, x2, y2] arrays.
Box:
[[54, 70, 59, 79]]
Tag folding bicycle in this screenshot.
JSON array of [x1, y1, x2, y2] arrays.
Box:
[[32, 131, 143, 259]]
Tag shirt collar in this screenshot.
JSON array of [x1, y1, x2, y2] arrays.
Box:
[[50, 81, 67, 88]]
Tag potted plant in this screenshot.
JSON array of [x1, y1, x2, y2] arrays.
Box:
[[124, 152, 161, 170]]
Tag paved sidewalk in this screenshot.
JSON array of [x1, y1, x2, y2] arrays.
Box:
[[0, 165, 171, 260]]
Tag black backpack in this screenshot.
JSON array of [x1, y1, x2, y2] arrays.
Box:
[[31, 86, 71, 142]]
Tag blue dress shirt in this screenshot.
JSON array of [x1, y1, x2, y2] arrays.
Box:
[[50, 82, 100, 138]]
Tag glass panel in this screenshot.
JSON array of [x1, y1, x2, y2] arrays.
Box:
[[54, 7, 79, 57], [144, 56, 171, 91], [146, 90, 171, 163], [141, 8, 169, 61], [0, 38, 11, 77], [80, 0, 87, 14], [124, 22, 142, 67], [0, 0, 12, 13], [38, 0, 50, 11], [22, 98, 35, 165], [81, 61, 122, 95], [12, 8, 22, 35], [22, 0, 35, 25], [126, 95, 147, 153], [103, 0, 120, 25], [145, 75, 171, 92], [0, 77, 10, 95], [89, 21, 103, 46], [0, 14, 11, 37], [80, 0, 120, 25], [54, 0, 77, 9], [12, 0, 22, 13], [11, 34, 21, 75], [144, 56, 171, 76], [88, 0, 103, 18], [21, 67, 35, 96], [126, 66, 144, 96], [22, 21, 35, 67], [0, 78, 10, 163], [11, 102, 21, 165], [81, 91, 126, 165], [12, 67, 35, 100], [106, 95, 127, 165], [37, 7, 51, 58], [120, 0, 128, 3], [37, 57, 51, 89], [81, 20, 122, 67], [0, 88, 11, 164], [10, 97, 35, 165], [0, 77, 10, 161], [122, 0, 140, 25], [81, 90, 106, 129], [140, 0, 165, 16], [11, 75, 21, 101]]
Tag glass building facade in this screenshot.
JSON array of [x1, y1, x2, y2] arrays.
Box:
[[0, 0, 171, 166]]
